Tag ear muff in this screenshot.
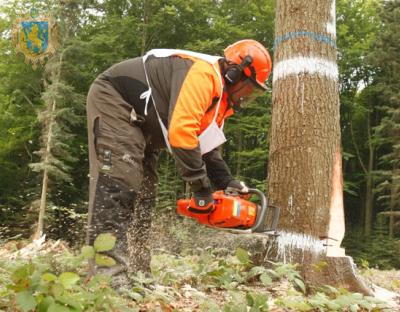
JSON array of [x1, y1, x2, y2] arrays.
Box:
[[224, 55, 253, 85]]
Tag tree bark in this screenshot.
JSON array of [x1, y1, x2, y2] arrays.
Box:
[[236, 132, 243, 176], [141, 0, 149, 55], [379, 211, 400, 217], [388, 173, 397, 238], [267, 0, 372, 294], [364, 111, 375, 236], [33, 100, 55, 240]]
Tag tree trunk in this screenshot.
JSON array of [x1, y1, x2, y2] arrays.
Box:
[[236, 133, 243, 176], [364, 111, 374, 236], [349, 120, 367, 226], [389, 182, 396, 238], [33, 51, 63, 240], [267, 0, 372, 294], [35, 170, 48, 239], [379, 211, 400, 217], [141, 0, 149, 55], [379, 201, 400, 239], [33, 98, 56, 240]]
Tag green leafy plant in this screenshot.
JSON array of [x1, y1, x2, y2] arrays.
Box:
[[246, 292, 269, 312], [0, 234, 134, 312], [276, 288, 389, 312], [273, 262, 306, 293], [0, 243, 392, 312], [81, 233, 117, 267]]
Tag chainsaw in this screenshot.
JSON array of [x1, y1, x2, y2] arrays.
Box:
[[177, 188, 280, 235]]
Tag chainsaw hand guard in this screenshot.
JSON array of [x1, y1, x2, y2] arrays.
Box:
[[226, 180, 249, 194]]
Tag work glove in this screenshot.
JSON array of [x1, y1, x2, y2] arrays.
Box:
[[226, 180, 249, 193], [189, 187, 215, 214]]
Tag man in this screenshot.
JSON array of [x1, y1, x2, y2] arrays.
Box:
[[86, 39, 272, 285]]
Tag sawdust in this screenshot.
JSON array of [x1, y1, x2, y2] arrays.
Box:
[[127, 172, 157, 274], [0, 235, 69, 260]]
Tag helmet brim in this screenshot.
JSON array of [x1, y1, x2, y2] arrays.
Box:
[[249, 76, 268, 91]]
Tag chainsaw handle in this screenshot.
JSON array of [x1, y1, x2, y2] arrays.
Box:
[[247, 188, 280, 233]]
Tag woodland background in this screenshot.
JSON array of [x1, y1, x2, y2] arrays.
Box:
[[0, 0, 399, 270]]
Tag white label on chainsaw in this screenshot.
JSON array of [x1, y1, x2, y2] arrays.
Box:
[[233, 201, 241, 217]]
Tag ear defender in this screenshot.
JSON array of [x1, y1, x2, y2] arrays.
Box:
[[224, 55, 253, 85]]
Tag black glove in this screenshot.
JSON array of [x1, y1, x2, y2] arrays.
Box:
[[189, 187, 215, 214], [226, 180, 249, 193]]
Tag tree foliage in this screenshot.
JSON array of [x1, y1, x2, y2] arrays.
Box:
[[0, 0, 398, 268], [370, 1, 400, 217]]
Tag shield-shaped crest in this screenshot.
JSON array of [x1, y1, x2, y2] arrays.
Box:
[[13, 11, 56, 69]]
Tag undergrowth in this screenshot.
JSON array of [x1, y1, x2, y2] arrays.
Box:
[[342, 227, 400, 270], [0, 235, 391, 312]]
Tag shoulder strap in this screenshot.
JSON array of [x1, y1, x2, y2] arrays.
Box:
[[206, 97, 220, 114]]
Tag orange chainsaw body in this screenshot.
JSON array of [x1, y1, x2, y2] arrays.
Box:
[[177, 190, 258, 228]]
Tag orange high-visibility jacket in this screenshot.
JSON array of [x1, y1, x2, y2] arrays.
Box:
[[98, 54, 235, 191]]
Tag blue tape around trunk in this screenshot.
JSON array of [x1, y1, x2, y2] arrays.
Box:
[[274, 31, 337, 50]]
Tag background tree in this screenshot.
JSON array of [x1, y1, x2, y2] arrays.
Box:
[[340, 0, 400, 269], [337, 0, 381, 237], [370, 1, 400, 238], [0, 1, 44, 239], [29, 1, 85, 239]]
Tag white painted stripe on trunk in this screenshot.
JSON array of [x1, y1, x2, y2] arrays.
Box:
[[326, 0, 336, 37], [273, 56, 339, 83]]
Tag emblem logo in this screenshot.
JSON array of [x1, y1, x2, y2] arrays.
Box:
[[12, 8, 56, 69]]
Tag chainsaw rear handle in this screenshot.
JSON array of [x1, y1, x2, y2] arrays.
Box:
[[246, 188, 280, 233]]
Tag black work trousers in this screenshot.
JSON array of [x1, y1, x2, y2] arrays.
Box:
[[86, 77, 158, 274]]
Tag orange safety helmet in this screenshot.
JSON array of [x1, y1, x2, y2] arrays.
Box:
[[224, 39, 272, 90]]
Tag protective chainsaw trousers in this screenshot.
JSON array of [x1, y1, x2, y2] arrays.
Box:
[[86, 77, 158, 281]]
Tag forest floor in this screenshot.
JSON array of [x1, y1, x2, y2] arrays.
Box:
[[0, 236, 398, 312]]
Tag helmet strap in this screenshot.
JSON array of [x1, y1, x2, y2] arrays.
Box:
[[227, 95, 241, 112]]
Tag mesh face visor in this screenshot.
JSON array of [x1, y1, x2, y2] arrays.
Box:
[[228, 77, 266, 108]]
